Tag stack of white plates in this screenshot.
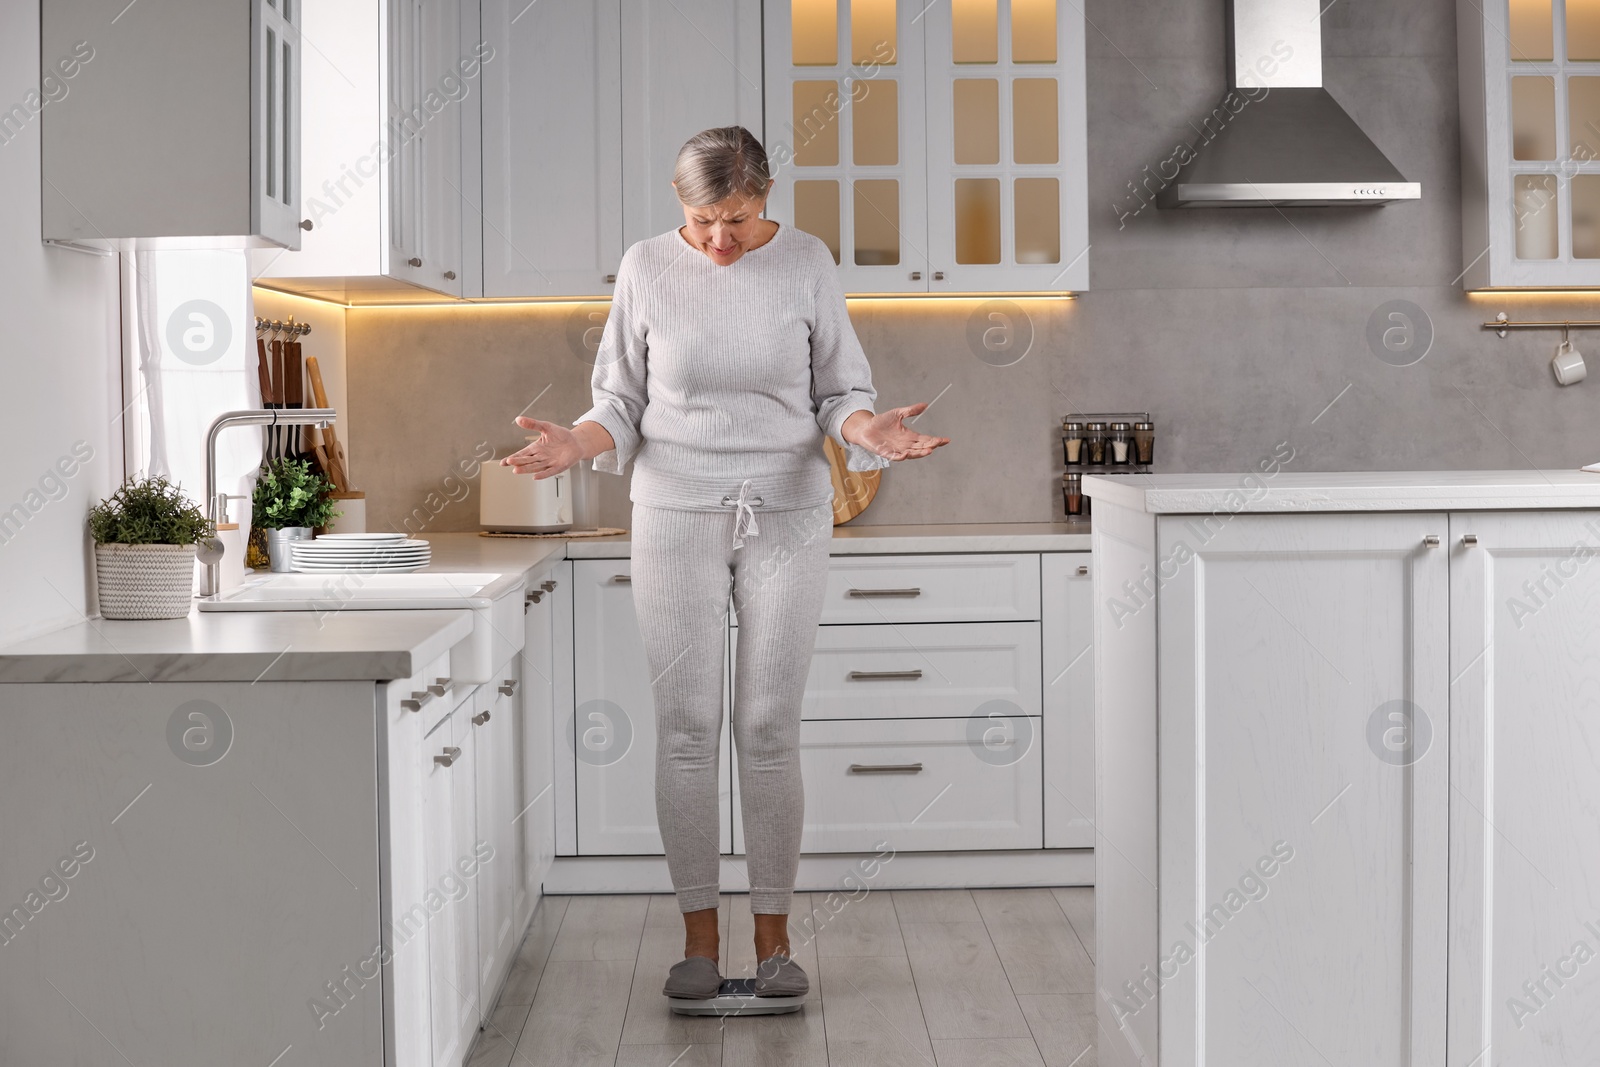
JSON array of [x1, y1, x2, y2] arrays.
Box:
[[289, 533, 432, 573]]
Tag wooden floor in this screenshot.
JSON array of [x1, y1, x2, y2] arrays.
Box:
[[467, 887, 1097, 1067]]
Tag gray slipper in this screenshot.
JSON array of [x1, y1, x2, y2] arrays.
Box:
[[663, 956, 722, 999], [753, 953, 809, 997]]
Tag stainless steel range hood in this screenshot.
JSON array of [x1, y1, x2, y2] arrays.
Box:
[[1156, 0, 1421, 209]]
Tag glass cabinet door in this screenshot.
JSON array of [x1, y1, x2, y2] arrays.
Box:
[[922, 0, 1087, 291], [764, 0, 930, 292]]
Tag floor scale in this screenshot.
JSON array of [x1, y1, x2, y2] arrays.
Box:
[[666, 978, 807, 1016]]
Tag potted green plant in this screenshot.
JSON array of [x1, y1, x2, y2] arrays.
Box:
[[88, 476, 215, 619], [252, 458, 341, 571]]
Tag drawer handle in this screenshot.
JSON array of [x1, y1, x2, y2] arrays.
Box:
[[472, 710, 491, 726], [541, 579, 558, 592], [526, 590, 544, 604], [427, 679, 450, 697], [1076, 565, 1089, 576], [847, 587, 922, 598], [848, 762, 924, 774], [611, 574, 631, 584], [435, 746, 462, 768], [400, 689, 433, 712], [498, 679, 517, 696], [847, 669, 924, 682]]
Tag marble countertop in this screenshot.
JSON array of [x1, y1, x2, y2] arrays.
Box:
[[0, 608, 474, 684], [1084, 470, 1600, 514], [560, 521, 1090, 557], [0, 523, 1085, 684]]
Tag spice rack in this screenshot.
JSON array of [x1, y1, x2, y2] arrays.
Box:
[[1060, 411, 1155, 520]]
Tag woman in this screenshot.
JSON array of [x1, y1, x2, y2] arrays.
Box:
[[502, 126, 948, 1000]]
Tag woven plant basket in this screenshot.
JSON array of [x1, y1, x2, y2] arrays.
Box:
[[94, 543, 197, 620]]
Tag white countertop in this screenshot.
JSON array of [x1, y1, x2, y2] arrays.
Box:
[[1083, 470, 1600, 514], [561, 522, 1090, 557], [0, 608, 474, 684], [0, 523, 1080, 684]]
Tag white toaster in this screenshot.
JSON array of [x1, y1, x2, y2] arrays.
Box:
[[479, 460, 572, 533]]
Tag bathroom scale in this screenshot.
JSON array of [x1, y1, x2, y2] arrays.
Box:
[[666, 978, 807, 1016]]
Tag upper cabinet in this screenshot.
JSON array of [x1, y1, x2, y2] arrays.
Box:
[[252, 0, 474, 301], [479, 0, 762, 298], [1459, 0, 1600, 287], [42, 0, 301, 248], [764, 0, 1089, 293]]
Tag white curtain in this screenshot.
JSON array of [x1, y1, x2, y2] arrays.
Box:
[[122, 249, 261, 521]]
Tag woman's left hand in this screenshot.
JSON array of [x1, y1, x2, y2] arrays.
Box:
[[843, 405, 950, 461]]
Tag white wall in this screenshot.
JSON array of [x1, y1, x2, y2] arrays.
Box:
[[0, 4, 122, 643]]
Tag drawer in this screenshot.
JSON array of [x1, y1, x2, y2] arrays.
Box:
[[816, 554, 1040, 624], [732, 621, 1041, 720], [734, 716, 1042, 853]]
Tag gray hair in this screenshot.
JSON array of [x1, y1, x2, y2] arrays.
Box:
[[673, 126, 772, 207]]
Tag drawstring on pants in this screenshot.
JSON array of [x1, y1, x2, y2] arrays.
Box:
[[722, 479, 763, 549]]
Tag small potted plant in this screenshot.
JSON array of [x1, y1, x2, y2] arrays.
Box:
[[252, 457, 341, 571], [88, 476, 215, 619]]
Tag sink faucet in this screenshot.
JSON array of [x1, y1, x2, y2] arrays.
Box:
[[200, 408, 337, 597]]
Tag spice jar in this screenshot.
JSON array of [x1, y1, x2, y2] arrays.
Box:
[[1133, 421, 1155, 466], [1062, 421, 1086, 466], [1063, 472, 1086, 518], [1084, 422, 1108, 465], [1109, 422, 1132, 465]]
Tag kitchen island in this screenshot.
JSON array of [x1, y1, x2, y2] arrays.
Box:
[[1086, 471, 1600, 1067]]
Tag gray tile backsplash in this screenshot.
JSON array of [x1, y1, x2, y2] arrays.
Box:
[[346, 0, 1600, 534]]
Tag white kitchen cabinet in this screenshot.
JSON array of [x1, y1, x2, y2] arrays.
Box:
[[735, 714, 1043, 854], [473, 668, 520, 1014], [480, 0, 624, 298], [42, 0, 301, 248], [619, 0, 764, 248], [420, 702, 480, 1067], [570, 560, 733, 855], [1447, 511, 1600, 1064], [763, 0, 1088, 292], [1457, 0, 1600, 286], [1090, 472, 1600, 1067], [252, 0, 475, 300], [518, 568, 561, 932], [1041, 552, 1093, 848], [1154, 513, 1449, 1067]]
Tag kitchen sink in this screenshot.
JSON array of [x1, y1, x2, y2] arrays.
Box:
[[198, 571, 526, 683]]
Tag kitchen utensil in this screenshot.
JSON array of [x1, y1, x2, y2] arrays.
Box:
[[269, 335, 285, 460], [1553, 338, 1587, 385], [284, 338, 305, 460], [305, 356, 350, 491], [825, 435, 880, 524]]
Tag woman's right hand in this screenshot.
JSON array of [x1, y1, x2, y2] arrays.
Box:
[[502, 417, 583, 478]]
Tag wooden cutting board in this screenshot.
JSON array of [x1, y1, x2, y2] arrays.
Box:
[[825, 436, 880, 524]]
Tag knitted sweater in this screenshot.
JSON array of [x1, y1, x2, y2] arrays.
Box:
[[572, 222, 891, 512]]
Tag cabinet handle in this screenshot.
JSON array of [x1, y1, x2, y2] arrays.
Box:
[[1462, 534, 1479, 546], [1076, 565, 1089, 576], [611, 574, 631, 584], [408, 257, 423, 268], [1423, 535, 1441, 547], [526, 590, 544, 605], [605, 274, 617, 283], [472, 710, 491, 726], [541, 579, 558, 592], [847, 669, 924, 682], [498, 679, 517, 696], [910, 271, 922, 281], [443, 270, 456, 280], [848, 762, 924, 774], [428, 679, 449, 697], [401, 689, 434, 712], [299, 218, 313, 231], [435, 746, 462, 767], [933, 271, 945, 281], [847, 587, 921, 598]]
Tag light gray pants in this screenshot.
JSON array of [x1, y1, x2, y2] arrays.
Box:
[[630, 500, 833, 915]]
